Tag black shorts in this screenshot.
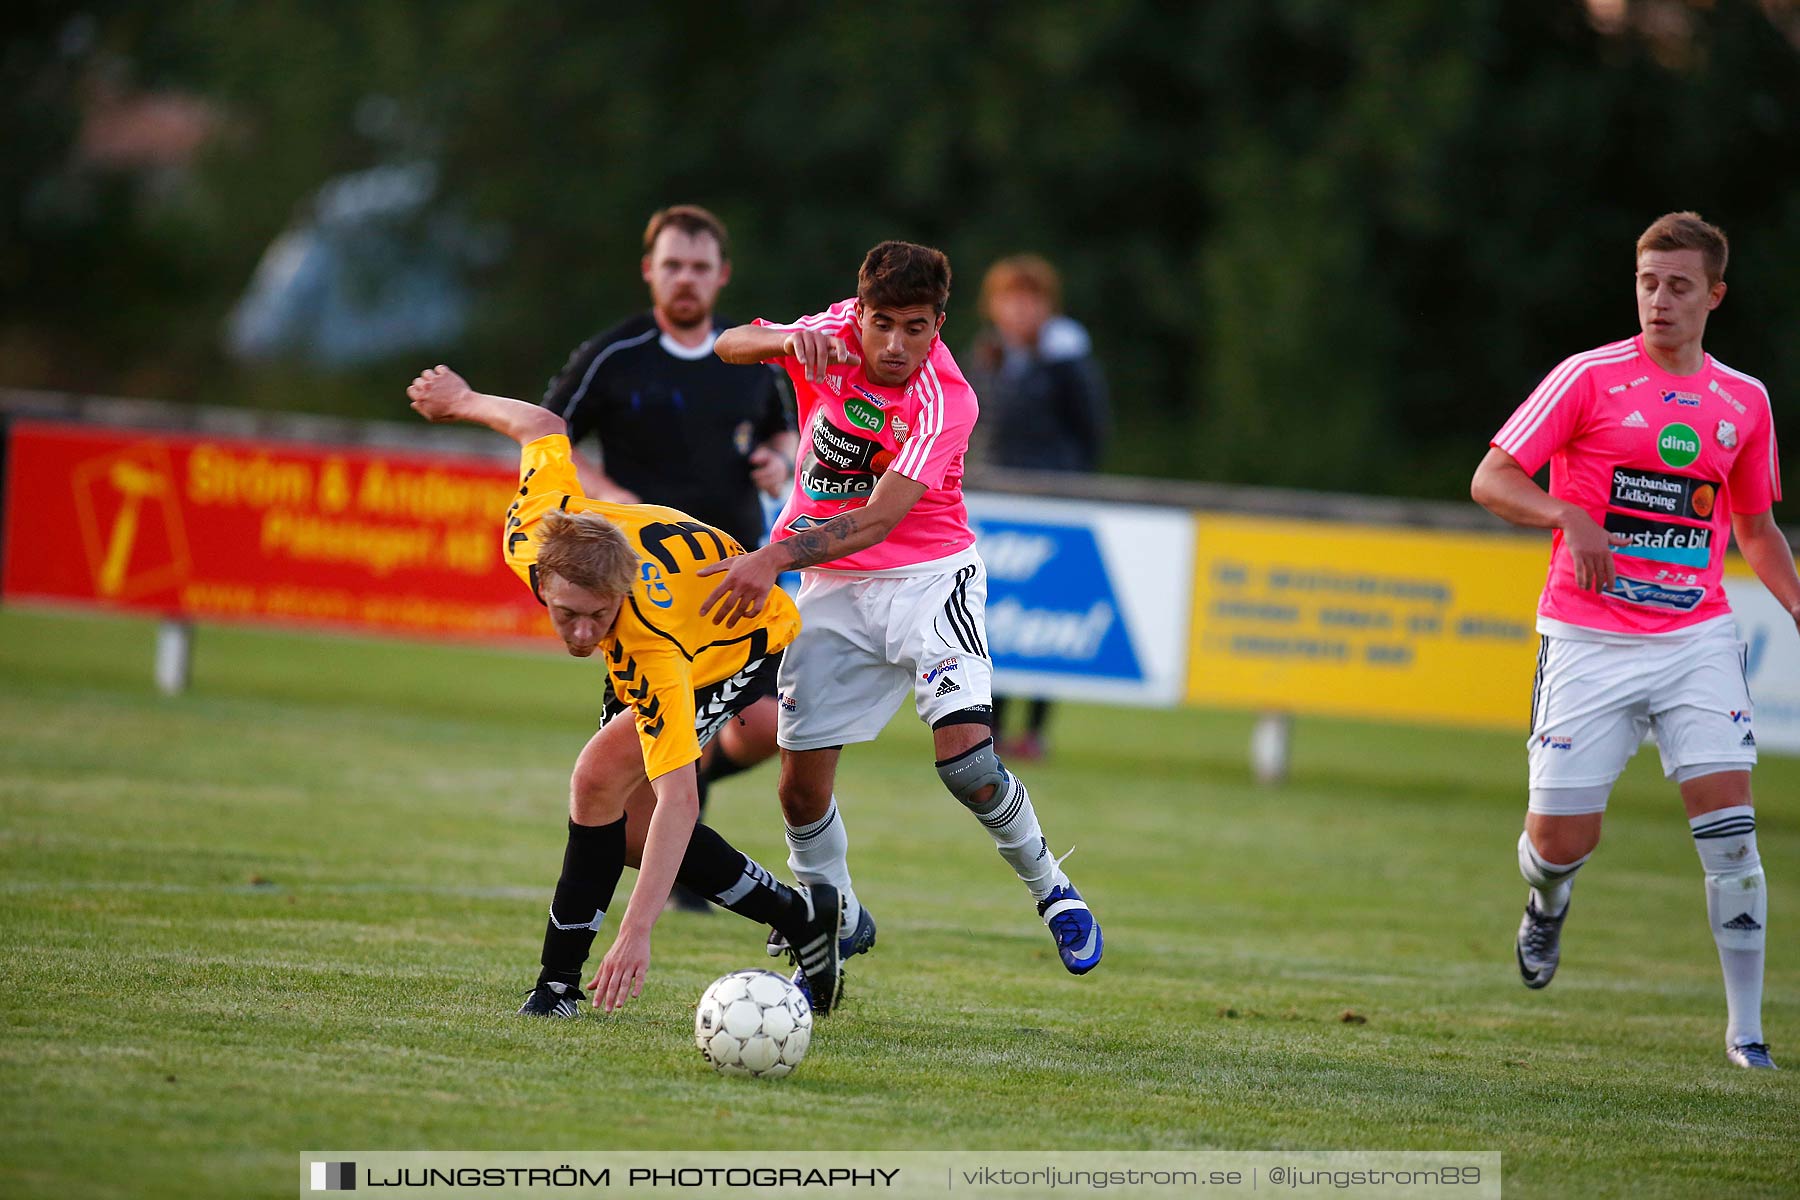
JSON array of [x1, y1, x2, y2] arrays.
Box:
[[599, 649, 784, 751]]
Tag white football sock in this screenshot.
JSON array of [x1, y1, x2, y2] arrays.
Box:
[[978, 773, 1065, 900], [785, 796, 860, 929], [1517, 831, 1588, 918], [1690, 806, 1765, 1048]]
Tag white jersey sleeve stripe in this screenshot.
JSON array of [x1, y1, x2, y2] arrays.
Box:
[[1493, 341, 1631, 451], [1496, 344, 1637, 455], [893, 363, 946, 478]]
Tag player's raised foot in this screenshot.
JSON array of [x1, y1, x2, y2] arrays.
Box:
[[767, 901, 877, 961], [1037, 883, 1102, 975], [775, 884, 843, 1015], [1726, 1042, 1778, 1070], [1515, 896, 1568, 989], [517, 980, 583, 1018]]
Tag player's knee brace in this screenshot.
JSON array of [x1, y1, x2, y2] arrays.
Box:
[[937, 736, 1009, 815]]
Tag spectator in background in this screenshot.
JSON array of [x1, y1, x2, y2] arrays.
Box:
[[966, 255, 1110, 762], [542, 204, 797, 909]]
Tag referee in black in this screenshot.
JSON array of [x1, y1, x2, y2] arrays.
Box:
[[543, 205, 796, 910]]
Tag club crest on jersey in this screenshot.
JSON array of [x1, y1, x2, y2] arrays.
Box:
[[1716, 420, 1737, 449], [921, 657, 959, 684], [891, 416, 910, 444]]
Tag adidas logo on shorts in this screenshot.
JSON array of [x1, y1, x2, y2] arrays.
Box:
[[1742, 730, 1757, 747], [934, 675, 961, 697], [1723, 912, 1763, 932]]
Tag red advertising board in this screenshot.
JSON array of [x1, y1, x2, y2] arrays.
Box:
[[1, 420, 553, 642]]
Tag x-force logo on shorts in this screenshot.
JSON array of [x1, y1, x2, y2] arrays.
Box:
[[1602, 513, 1713, 568], [1606, 574, 1705, 611], [1610, 468, 1718, 520], [1657, 422, 1701, 468], [921, 657, 959, 684]]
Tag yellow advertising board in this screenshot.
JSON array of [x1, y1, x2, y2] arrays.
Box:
[[1185, 515, 1550, 730]]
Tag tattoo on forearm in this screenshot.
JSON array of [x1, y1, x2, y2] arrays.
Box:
[[780, 515, 863, 569]]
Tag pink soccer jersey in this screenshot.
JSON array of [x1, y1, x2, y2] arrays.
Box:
[[1492, 334, 1782, 635], [753, 298, 978, 572]]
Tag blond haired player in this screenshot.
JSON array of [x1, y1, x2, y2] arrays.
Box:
[[407, 367, 843, 1016], [1473, 212, 1798, 1069]]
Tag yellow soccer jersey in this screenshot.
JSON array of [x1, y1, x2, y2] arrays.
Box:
[[504, 435, 800, 780]]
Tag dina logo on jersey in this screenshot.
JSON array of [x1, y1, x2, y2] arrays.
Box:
[[1657, 423, 1701, 468], [843, 398, 886, 433]]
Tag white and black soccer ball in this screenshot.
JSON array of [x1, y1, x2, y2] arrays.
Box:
[[694, 969, 812, 1078]]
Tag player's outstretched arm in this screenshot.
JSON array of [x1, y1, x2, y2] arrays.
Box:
[[407, 365, 566, 446], [1732, 510, 1800, 634], [696, 470, 928, 627], [587, 764, 701, 1013], [1472, 446, 1623, 593], [716, 325, 859, 382]]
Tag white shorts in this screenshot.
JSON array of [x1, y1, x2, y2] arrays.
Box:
[[776, 547, 995, 751], [1527, 619, 1756, 794]]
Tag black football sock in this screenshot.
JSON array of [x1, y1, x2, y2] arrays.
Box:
[[678, 822, 807, 929], [700, 742, 756, 786], [536, 816, 627, 988]]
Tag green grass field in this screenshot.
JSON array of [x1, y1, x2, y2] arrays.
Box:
[[1, 607, 1795, 1198]]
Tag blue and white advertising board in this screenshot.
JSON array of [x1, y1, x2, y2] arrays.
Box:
[[1726, 576, 1800, 755], [966, 492, 1194, 707]]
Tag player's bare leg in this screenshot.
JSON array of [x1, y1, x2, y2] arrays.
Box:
[[1680, 770, 1772, 1068], [934, 718, 1101, 973]]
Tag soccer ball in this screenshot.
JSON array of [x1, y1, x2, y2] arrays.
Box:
[[694, 969, 812, 1078]]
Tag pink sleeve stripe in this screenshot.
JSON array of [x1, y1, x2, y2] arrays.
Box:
[[1495, 343, 1636, 454], [893, 362, 946, 478]]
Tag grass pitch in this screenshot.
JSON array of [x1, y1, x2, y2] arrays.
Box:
[[1, 607, 1795, 1198]]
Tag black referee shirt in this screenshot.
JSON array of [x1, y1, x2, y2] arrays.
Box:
[[542, 313, 793, 548]]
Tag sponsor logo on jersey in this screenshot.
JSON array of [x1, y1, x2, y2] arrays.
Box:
[[1628, 375, 1649, 388], [1602, 512, 1714, 568], [809, 414, 882, 472], [921, 657, 960, 684], [851, 384, 889, 408], [799, 462, 876, 500], [639, 561, 674, 609], [1608, 383, 1628, 395], [1657, 423, 1701, 468], [1716, 419, 1737, 449], [843, 397, 886, 433], [1709, 380, 1747, 414], [1606, 573, 1705, 611], [1661, 390, 1701, 408], [1610, 467, 1719, 520], [1621, 410, 1648, 428], [1539, 735, 1573, 751]]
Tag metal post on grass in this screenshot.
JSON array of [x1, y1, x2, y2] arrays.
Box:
[[1249, 710, 1291, 785], [154, 620, 194, 696]]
